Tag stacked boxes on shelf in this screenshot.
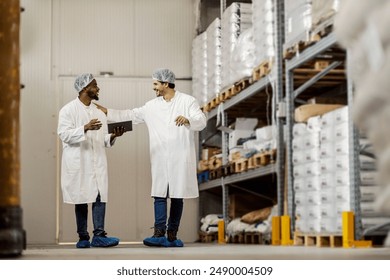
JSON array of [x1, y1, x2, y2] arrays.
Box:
[[293, 116, 322, 233], [293, 106, 352, 234], [317, 106, 351, 233]]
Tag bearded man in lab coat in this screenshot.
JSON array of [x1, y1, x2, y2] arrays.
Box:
[[58, 73, 124, 248], [96, 68, 207, 247]]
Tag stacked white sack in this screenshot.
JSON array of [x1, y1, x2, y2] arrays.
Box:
[[192, 32, 208, 106], [230, 27, 257, 84], [206, 18, 222, 101], [220, 2, 252, 90], [252, 0, 275, 66], [284, 0, 312, 51]]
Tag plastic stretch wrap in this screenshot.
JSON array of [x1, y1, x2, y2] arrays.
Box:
[[284, 0, 312, 50], [230, 27, 257, 86], [311, 0, 340, 27], [192, 32, 208, 106], [252, 0, 275, 66], [206, 18, 222, 100], [220, 2, 252, 89]]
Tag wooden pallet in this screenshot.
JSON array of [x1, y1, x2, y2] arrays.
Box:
[[234, 78, 251, 94], [222, 163, 234, 177], [284, 39, 317, 59], [227, 233, 245, 244], [208, 156, 222, 170], [284, 23, 334, 60], [244, 232, 263, 244], [310, 20, 333, 43], [247, 156, 256, 170], [199, 231, 218, 243], [252, 60, 272, 81], [209, 167, 223, 180], [294, 232, 342, 248], [231, 158, 248, 173], [252, 149, 277, 166]]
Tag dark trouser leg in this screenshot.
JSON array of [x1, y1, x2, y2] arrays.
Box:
[[167, 198, 183, 241], [75, 203, 89, 240], [92, 194, 106, 236], [154, 197, 167, 233]]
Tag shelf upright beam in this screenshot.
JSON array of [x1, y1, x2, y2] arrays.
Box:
[[346, 49, 363, 240], [274, 0, 285, 217], [285, 60, 295, 231], [220, 0, 226, 19], [284, 33, 338, 235], [221, 109, 229, 224], [221, 177, 229, 232]]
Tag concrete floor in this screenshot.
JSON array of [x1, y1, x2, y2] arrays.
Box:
[[9, 243, 390, 260]]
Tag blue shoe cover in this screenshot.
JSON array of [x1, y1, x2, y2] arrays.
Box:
[[143, 236, 167, 247], [76, 240, 91, 248], [91, 236, 119, 247], [163, 239, 184, 247]]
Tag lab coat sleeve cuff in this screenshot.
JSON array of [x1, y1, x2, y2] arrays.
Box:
[[105, 134, 115, 147]]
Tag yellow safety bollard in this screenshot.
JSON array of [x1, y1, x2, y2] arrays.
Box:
[[271, 216, 281, 245], [281, 215, 294, 245], [342, 211, 372, 248], [218, 220, 226, 244]]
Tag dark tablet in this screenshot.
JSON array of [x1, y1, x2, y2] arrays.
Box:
[[108, 121, 132, 134]]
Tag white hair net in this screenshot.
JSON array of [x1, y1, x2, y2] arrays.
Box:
[[152, 68, 175, 84], [74, 73, 94, 92]]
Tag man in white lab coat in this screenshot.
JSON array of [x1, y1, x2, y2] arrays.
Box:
[[58, 73, 124, 248], [96, 68, 207, 247]]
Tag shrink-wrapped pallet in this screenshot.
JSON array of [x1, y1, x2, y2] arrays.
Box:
[[220, 2, 252, 89], [311, 0, 340, 27], [206, 18, 222, 101], [191, 32, 208, 106], [230, 27, 257, 84], [284, 0, 312, 50], [252, 0, 275, 67]]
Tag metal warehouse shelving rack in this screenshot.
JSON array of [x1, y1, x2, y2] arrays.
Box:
[[198, 0, 390, 245], [198, 0, 285, 227], [284, 32, 363, 239], [199, 77, 279, 223]]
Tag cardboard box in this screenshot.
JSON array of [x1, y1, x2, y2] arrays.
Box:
[[201, 148, 221, 161], [294, 104, 344, 123]]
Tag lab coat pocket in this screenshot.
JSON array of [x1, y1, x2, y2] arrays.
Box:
[[63, 147, 80, 172]]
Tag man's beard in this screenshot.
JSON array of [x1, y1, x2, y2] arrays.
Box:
[[88, 90, 99, 100]]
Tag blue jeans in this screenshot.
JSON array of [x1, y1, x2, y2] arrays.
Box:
[[75, 194, 106, 240], [154, 197, 183, 232]]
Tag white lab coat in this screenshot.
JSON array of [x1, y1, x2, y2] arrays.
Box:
[[58, 98, 114, 204], [108, 91, 207, 198]]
